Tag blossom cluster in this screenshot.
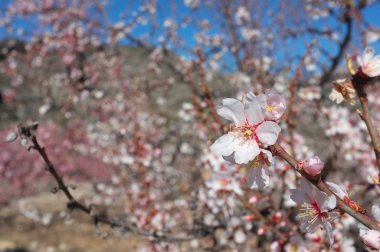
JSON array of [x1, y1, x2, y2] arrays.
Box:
[[210, 90, 285, 190], [2, 1, 380, 250]]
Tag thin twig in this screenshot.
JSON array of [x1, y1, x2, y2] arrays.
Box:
[[19, 124, 217, 243], [270, 143, 380, 231], [354, 79, 380, 180]]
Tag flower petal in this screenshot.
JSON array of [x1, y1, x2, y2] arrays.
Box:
[[326, 181, 347, 200], [256, 121, 281, 146], [363, 47, 375, 64], [246, 91, 256, 101], [320, 195, 336, 212], [257, 93, 267, 105], [265, 93, 287, 120], [359, 223, 370, 236], [247, 167, 269, 190], [298, 215, 320, 233], [322, 219, 334, 247], [244, 97, 264, 125], [260, 149, 273, 163], [210, 133, 238, 156], [233, 140, 260, 164], [300, 178, 314, 201], [289, 188, 307, 204], [372, 205, 380, 221], [217, 98, 244, 125]]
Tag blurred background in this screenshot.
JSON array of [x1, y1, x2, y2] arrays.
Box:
[[1, 0, 380, 251]]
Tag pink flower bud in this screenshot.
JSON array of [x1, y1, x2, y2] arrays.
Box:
[[362, 230, 380, 250], [303, 156, 324, 176]]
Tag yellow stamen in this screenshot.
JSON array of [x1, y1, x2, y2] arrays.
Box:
[[242, 128, 253, 139], [249, 155, 263, 169], [265, 105, 275, 112], [298, 203, 319, 224]]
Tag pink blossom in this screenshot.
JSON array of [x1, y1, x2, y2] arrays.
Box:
[[290, 178, 338, 247], [246, 149, 272, 190], [325, 181, 348, 200], [362, 230, 380, 250], [359, 205, 380, 250], [302, 156, 324, 176], [210, 96, 281, 164], [357, 47, 380, 77], [63, 53, 76, 65], [248, 90, 286, 121]]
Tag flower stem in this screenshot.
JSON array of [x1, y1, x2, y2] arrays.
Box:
[[270, 142, 380, 231]]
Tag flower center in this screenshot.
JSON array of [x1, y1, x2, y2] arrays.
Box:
[[265, 105, 275, 112], [235, 122, 258, 141], [248, 152, 269, 169], [298, 201, 326, 224], [289, 245, 298, 252]]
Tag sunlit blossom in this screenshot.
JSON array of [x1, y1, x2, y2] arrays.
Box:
[[290, 178, 338, 247], [357, 47, 380, 77], [210, 95, 281, 164], [246, 149, 272, 190], [247, 90, 287, 121]]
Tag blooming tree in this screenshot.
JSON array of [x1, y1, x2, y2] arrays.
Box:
[[1, 0, 380, 251]]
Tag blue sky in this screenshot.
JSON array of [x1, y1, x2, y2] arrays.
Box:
[[0, 0, 379, 73], [105, 0, 380, 69]]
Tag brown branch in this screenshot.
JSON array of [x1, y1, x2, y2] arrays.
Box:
[[17, 123, 217, 243], [270, 142, 380, 231], [353, 78, 380, 181], [285, 52, 308, 157], [319, 5, 352, 87]]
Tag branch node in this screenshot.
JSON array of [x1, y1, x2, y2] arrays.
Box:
[[51, 187, 59, 194], [356, 109, 364, 119]]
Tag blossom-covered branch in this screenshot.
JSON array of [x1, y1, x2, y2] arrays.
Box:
[[351, 47, 380, 181], [15, 122, 219, 243], [210, 82, 380, 248], [271, 143, 380, 232]]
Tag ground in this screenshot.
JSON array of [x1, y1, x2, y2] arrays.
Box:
[[0, 184, 145, 252]]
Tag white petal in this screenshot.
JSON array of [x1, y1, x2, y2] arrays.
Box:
[[260, 149, 273, 163], [298, 216, 320, 233], [246, 91, 256, 101], [233, 140, 260, 164], [257, 93, 267, 106], [326, 181, 347, 200], [368, 55, 380, 77], [5, 132, 18, 143], [300, 178, 314, 200], [234, 229, 246, 244], [371, 55, 380, 64], [289, 189, 307, 204], [217, 98, 244, 125], [359, 223, 370, 236], [244, 97, 264, 125], [210, 133, 238, 156], [322, 219, 334, 247], [357, 55, 364, 68], [256, 121, 281, 146], [363, 47, 375, 64], [372, 205, 380, 221], [321, 195, 336, 212]]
